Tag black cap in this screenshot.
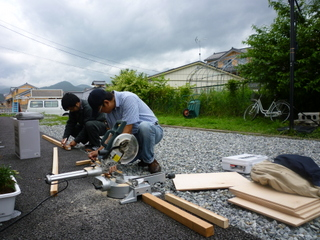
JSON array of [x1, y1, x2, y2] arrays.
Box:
[[88, 88, 107, 117]]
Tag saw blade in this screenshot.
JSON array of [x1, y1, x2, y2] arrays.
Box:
[[109, 133, 139, 164]]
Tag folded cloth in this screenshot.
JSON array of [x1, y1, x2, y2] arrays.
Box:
[[251, 160, 320, 198], [274, 154, 320, 186]]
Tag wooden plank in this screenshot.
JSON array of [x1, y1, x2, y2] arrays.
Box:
[[165, 193, 229, 229], [173, 172, 250, 191], [42, 134, 63, 148], [42, 135, 71, 150], [229, 181, 318, 211], [50, 147, 59, 196], [142, 193, 214, 237], [76, 159, 101, 166], [76, 159, 92, 166], [233, 191, 320, 219], [228, 197, 320, 227]]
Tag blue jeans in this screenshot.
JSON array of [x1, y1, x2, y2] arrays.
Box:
[[132, 121, 163, 164]]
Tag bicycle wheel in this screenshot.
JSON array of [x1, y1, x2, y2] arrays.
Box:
[[244, 103, 259, 121], [270, 101, 290, 122]]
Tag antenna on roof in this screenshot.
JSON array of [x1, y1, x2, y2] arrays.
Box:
[[195, 37, 206, 61]]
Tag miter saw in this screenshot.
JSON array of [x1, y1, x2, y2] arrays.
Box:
[[45, 121, 174, 204]]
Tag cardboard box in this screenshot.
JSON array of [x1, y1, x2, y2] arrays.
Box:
[[222, 154, 268, 174]]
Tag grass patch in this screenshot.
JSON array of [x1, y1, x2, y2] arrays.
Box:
[[39, 115, 68, 126], [157, 113, 320, 139], [2, 113, 319, 139]]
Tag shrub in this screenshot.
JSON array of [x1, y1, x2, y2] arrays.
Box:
[[0, 165, 19, 194]]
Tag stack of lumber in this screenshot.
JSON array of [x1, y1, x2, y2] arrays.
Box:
[[228, 181, 320, 226]]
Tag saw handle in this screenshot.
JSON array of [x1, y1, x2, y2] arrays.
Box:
[[100, 121, 127, 150]]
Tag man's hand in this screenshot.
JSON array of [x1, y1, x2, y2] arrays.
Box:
[[61, 138, 71, 150], [88, 150, 99, 160], [69, 140, 77, 147], [61, 138, 68, 146]]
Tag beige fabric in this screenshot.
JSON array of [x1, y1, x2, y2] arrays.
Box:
[[251, 160, 320, 198]]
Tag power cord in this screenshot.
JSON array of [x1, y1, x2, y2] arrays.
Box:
[[0, 180, 69, 233]]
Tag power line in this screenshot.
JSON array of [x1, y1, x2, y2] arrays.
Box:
[[0, 45, 114, 76], [0, 20, 159, 74]]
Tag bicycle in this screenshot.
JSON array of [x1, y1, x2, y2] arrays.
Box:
[[243, 94, 290, 122]]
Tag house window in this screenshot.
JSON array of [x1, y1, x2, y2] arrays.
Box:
[[223, 59, 232, 65]]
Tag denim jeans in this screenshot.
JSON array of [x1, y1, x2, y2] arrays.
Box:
[[132, 121, 163, 164]]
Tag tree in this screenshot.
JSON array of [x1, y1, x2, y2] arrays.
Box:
[[107, 69, 185, 113], [237, 0, 320, 111], [108, 69, 150, 100]]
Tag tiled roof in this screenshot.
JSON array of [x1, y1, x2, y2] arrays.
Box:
[[204, 47, 249, 62]]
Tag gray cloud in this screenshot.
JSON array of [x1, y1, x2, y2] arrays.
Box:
[[0, 0, 276, 89]]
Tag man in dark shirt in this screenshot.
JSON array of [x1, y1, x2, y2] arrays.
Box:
[[61, 92, 107, 151]]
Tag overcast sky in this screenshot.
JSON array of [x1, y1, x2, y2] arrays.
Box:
[[0, 0, 277, 89]]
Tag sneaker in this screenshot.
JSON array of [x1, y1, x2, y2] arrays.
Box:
[[148, 160, 161, 174]]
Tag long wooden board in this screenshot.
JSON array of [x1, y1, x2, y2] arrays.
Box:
[[50, 147, 59, 196], [42, 135, 71, 150], [75, 159, 101, 166], [165, 193, 229, 228], [228, 197, 320, 227], [229, 181, 319, 211], [173, 172, 250, 191], [142, 193, 214, 237]]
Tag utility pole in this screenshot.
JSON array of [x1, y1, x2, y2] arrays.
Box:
[[289, 0, 295, 131]]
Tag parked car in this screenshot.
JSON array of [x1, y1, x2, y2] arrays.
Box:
[[26, 99, 69, 116]]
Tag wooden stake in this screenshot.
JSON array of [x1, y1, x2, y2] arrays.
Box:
[[50, 147, 59, 196], [75, 159, 101, 166], [165, 193, 229, 228], [76, 159, 92, 166], [42, 135, 71, 150], [142, 193, 214, 237]]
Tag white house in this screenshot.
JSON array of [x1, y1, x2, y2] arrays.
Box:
[[148, 61, 243, 92]]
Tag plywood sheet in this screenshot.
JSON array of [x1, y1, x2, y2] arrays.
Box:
[[229, 181, 318, 211], [173, 172, 250, 191], [233, 191, 320, 218], [228, 197, 320, 227]]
